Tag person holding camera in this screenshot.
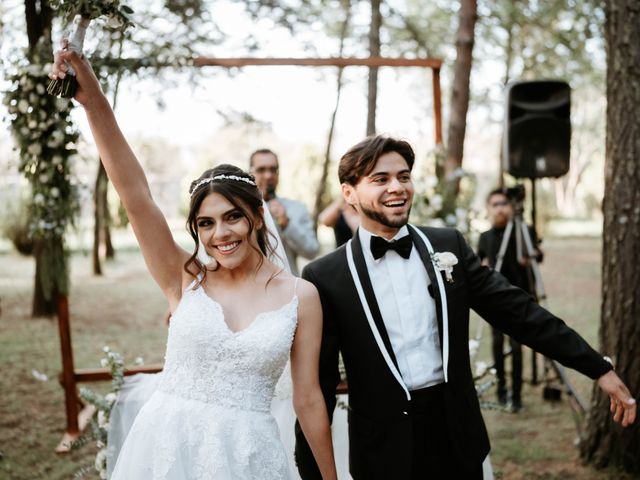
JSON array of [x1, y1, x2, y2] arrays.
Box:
[[477, 187, 543, 411], [250, 149, 320, 275]]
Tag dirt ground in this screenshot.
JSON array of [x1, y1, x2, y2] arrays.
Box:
[[0, 236, 635, 479]]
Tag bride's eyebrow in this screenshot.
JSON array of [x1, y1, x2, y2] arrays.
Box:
[[196, 208, 240, 221]]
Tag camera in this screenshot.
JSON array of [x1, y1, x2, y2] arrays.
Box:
[[505, 184, 525, 203]]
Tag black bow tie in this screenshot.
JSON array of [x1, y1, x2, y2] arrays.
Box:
[[370, 235, 413, 260]]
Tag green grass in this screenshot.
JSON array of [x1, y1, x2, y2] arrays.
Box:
[[0, 236, 634, 479]]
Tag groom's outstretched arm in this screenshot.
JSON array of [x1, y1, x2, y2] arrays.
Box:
[[457, 231, 636, 425], [295, 264, 341, 479]]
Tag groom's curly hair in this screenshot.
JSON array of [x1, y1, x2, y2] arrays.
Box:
[[338, 135, 415, 185]]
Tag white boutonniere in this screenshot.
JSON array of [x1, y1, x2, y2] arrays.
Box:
[[431, 251, 458, 283]]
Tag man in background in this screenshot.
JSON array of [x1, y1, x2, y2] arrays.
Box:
[[477, 187, 542, 411], [250, 149, 319, 275]]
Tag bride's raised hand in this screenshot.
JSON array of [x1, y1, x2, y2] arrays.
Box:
[[49, 39, 105, 109]]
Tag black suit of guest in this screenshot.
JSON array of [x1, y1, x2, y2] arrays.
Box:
[[295, 226, 611, 480], [477, 225, 542, 407]]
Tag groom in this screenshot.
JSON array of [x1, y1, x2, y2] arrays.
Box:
[[295, 135, 636, 479]]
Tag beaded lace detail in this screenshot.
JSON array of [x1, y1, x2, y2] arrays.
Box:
[[158, 285, 299, 413]]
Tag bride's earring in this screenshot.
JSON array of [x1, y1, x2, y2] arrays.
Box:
[[197, 236, 217, 270]]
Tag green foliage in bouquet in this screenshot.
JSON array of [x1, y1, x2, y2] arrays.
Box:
[[47, 0, 134, 98]]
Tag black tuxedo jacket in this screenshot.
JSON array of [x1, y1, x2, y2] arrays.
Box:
[[295, 226, 611, 479]]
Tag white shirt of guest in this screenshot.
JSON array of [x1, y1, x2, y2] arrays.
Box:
[[358, 226, 444, 390]]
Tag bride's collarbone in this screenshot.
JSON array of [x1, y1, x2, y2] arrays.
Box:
[[200, 276, 295, 327]]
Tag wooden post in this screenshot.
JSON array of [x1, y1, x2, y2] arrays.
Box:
[[55, 294, 79, 452], [433, 67, 443, 145]]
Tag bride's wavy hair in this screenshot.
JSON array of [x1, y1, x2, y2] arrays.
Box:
[[184, 164, 279, 283]]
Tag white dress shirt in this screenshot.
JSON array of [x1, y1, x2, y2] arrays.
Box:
[[358, 226, 444, 390]]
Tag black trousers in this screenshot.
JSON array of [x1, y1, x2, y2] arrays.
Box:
[[409, 384, 484, 479], [491, 327, 523, 401]]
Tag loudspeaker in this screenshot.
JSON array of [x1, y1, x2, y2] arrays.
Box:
[[503, 80, 571, 178]]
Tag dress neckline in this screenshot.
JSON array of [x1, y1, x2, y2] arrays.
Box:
[[196, 286, 298, 335]]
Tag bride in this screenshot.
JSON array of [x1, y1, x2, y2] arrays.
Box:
[[50, 46, 337, 479]]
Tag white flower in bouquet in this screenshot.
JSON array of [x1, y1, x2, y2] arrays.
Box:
[[105, 392, 118, 405], [18, 99, 29, 114], [36, 83, 45, 95], [34, 193, 45, 205], [39, 173, 49, 183], [134, 356, 144, 365], [107, 15, 124, 28], [50, 187, 60, 198], [100, 358, 109, 367], [47, 130, 65, 148], [28, 120, 38, 129], [27, 143, 42, 156], [55, 97, 71, 110]]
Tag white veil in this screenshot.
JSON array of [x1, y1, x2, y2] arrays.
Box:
[[262, 201, 301, 478]]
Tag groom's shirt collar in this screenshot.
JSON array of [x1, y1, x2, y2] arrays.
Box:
[[358, 225, 410, 263]]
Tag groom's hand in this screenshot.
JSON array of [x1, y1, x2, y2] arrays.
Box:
[[597, 370, 636, 426]]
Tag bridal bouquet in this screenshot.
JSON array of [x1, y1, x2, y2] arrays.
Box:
[[47, 0, 134, 98]]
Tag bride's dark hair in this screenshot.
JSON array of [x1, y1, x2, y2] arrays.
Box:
[[184, 164, 278, 283]]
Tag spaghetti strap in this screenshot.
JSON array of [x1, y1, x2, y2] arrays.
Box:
[[184, 273, 204, 293], [293, 277, 300, 297]]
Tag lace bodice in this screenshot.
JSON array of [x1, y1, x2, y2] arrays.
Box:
[[157, 282, 299, 413]]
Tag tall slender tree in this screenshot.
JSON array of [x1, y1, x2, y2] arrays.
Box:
[[443, 0, 477, 182], [366, 0, 381, 136], [580, 0, 640, 473]]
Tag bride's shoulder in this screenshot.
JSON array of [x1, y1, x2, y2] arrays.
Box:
[[293, 278, 321, 309]]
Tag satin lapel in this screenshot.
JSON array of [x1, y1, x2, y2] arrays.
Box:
[[350, 233, 401, 372], [408, 227, 444, 337], [408, 225, 450, 382]]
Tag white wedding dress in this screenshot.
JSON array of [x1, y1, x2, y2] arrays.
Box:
[[109, 279, 300, 479]]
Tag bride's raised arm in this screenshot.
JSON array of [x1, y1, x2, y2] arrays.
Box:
[[50, 44, 189, 302]]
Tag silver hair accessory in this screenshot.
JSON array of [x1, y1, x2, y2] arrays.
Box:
[[190, 174, 256, 197]]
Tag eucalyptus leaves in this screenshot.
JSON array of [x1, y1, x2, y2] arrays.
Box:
[[47, 0, 134, 98]]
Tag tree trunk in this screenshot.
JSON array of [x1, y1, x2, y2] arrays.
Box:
[[580, 0, 640, 473], [95, 36, 126, 264], [24, 0, 52, 58], [366, 0, 381, 136], [25, 0, 57, 316], [93, 161, 107, 275], [32, 240, 56, 317], [444, 0, 477, 181], [312, 0, 351, 228], [498, 1, 516, 188]]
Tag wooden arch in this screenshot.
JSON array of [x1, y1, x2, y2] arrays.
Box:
[[55, 55, 443, 452]]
